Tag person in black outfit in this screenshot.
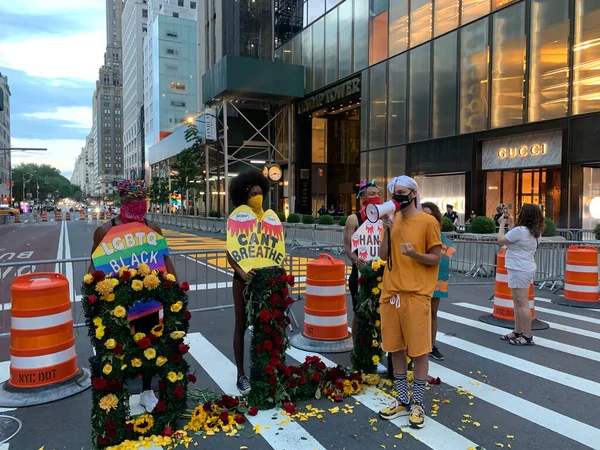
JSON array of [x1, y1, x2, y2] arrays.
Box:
[[494, 205, 504, 227], [443, 204, 459, 225]]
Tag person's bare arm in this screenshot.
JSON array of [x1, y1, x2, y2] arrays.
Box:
[[344, 214, 364, 267], [88, 223, 110, 273]]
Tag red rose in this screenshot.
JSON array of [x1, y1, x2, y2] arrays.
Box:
[[137, 337, 151, 349], [271, 349, 281, 358], [326, 388, 333, 396], [299, 375, 307, 385], [287, 275, 295, 286], [108, 380, 122, 392], [269, 357, 280, 366], [235, 415, 246, 425], [188, 374, 197, 383], [97, 436, 109, 447], [162, 280, 173, 288], [311, 372, 320, 384], [156, 400, 167, 412], [92, 377, 107, 390], [162, 427, 173, 437], [125, 423, 134, 433], [316, 361, 326, 371], [178, 343, 190, 355], [180, 281, 190, 291], [265, 365, 275, 375], [335, 379, 344, 390], [263, 325, 272, 333], [357, 277, 366, 285], [287, 378, 297, 388], [269, 389, 276, 398], [256, 344, 264, 352], [158, 381, 166, 390], [283, 402, 296, 415], [219, 411, 229, 422], [170, 354, 182, 364], [282, 287, 289, 296], [92, 270, 106, 282], [263, 341, 273, 351], [273, 309, 283, 320], [121, 270, 131, 281], [203, 401, 212, 411], [282, 366, 292, 377], [259, 309, 271, 323], [274, 335, 283, 345], [173, 385, 185, 399], [183, 310, 192, 320], [88, 295, 97, 304], [334, 394, 343, 402], [248, 406, 258, 416], [106, 427, 117, 439], [279, 274, 287, 282], [268, 376, 277, 386], [104, 419, 116, 431], [113, 344, 123, 355], [285, 297, 294, 307]]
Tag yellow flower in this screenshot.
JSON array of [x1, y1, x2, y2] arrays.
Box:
[[156, 356, 167, 367], [376, 307, 380, 314], [121, 364, 127, 370], [104, 338, 116, 349], [170, 331, 185, 340], [83, 273, 94, 284], [131, 279, 143, 291], [143, 274, 160, 290], [133, 332, 146, 342], [371, 260, 380, 270], [166, 273, 176, 282], [98, 393, 118, 411], [372, 355, 380, 365], [377, 282, 383, 290], [170, 301, 183, 313], [103, 363, 113, 375], [129, 268, 137, 277], [372, 287, 380, 295], [167, 372, 178, 383], [133, 414, 154, 434], [377, 276, 382, 282], [177, 372, 184, 381], [132, 358, 142, 368], [151, 324, 164, 337], [111, 278, 119, 287], [95, 279, 115, 297], [372, 332, 378, 339], [372, 339, 379, 347], [104, 293, 115, 302], [118, 266, 129, 276], [113, 305, 127, 318], [375, 320, 381, 327], [144, 348, 156, 360], [138, 263, 151, 276], [95, 326, 105, 339], [93, 317, 103, 326]]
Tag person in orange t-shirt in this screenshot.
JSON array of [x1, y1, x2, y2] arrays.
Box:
[[378, 176, 442, 429]]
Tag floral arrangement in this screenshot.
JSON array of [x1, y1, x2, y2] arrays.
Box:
[[245, 266, 363, 409], [351, 259, 386, 374], [185, 391, 254, 437], [81, 264, 194, 449]]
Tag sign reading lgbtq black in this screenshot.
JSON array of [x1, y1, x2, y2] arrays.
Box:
[[226, 206, 286, 273]]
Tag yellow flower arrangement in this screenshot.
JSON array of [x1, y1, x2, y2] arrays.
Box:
[[138, 263, 151, 276], [143, 348, 156, 360], [170, 301, 183, 313], [143, 274, 160, 290], [167, 372, 178, 383], [362, 373, 380, 386], [129, 268, 137, 277], [95, 325, 105, 339], [133, 332, 146, 342], [118, 266, 129, 276], [372, 287, 380, 295], [132, 414, 154, 434], [165, 273, 176, 282], [156, 356, 167, 367], [111, 278, 119, 287], [170, 331, 185, 340], [372, 355, 380, 365], [372, 339, 379, 347], [131, 358, 142, 368], [150, 324, 164, 337], [377, 276, 382, 282], [103, 363, 113, 375], [113, 305, 127, 318], [98, 393, 118, 411], [93, 317, 102, 326], [104, 338, 116, 349], [377, 282, 383, 290], [375, 320, 381, 327], [121, 364, 127, 370], [83, 273, 94, 284], [131, 279, 143, 291], [177, 372, 184, 381], [95, 279, 115, 297], [105, 293, 115, 302], [371, 260, 380, 270]]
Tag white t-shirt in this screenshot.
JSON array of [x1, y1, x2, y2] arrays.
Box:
[[504, 226, 538, 272]]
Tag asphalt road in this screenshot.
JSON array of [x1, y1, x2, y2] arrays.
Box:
[[0, 217, 599, 449]]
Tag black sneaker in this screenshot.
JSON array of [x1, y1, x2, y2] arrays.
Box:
[[429, 346, 444, 361], [237, 375, 251, 395]]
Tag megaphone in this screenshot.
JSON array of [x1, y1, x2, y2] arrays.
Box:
[[365, 200, 400, 223]]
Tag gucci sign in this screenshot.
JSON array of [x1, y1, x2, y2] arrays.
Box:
[[482, 131, 562, 170], [497, 143, 548, 160]]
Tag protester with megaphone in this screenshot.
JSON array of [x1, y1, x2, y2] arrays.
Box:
[[377, 176, 442, 430]]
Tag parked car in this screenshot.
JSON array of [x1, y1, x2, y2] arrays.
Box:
[[0, 206, 19, 216]]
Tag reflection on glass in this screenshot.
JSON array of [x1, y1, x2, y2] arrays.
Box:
[[312, 118, 327, 163], [308, 0, 326, 24], [433, 31, 458, 138], [302, 26, 313, 93], [410, 0, 432, 48], [389, 0, 408, 56], [325, 11, 339, 85], [434, 0, 459, 37], [387, 146, 407, 201], [327, 0, 344, 9], [461, 0, 490, 25], [388, 54, 407, 146], [354, 0, 369, 72], [313, 18, 325, 90], [491, 2, 525, 128], [460, 18, 489, 133], [583, 167, 600, 229], [282, 41, 293, 64], [370, 0, 389, 65], [409, 43, 431, 142], [485, 171, 501, 219], [416, 174, 466, 222], [573, 0, 600, 115], [529, 0, 569, 122], [292, 34, 303, 66], [361, 70, 369, 151], [338, 0, 353, 78], [493, 0, 517, 10], [369, 62, 387, 149], [368, 149, 386, 199], [274, 47, 283, 62]]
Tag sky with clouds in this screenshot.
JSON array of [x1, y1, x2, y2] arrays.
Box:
[[0, 0, 107, 179]]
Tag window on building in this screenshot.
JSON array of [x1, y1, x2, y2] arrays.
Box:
[[312, 17, 325, 90], [410, 0, 432, 47], [409, 42, 431, 142], [105, 109, 111, 114], [353, 0, 369, 73], [367, 149, 386, 196], [573, 0, 600, 115], [529, 0, 569, 122], [173, 12, 179, 18], [169, 82, 187, 91], [369, 61, 387, 149], [387, 53, 407, 146], [302, 26, 313, 93], [142, 9, 148, 18], [104, 101, 110, 107], [433, 31, 458, 138], [389, 0, 408, 57], [338, 0, 353, 79], [167, 32, 178, 38], [171, 101, 186, 107], [461, 0, 490, 25], [325, 10, 338, 85], [491, 2, 525, 128], [142, 25, 147, 32], [166, 48, 176, 55], [308, 0, 325, 24], [435, 0, 459, 37], [178, 0, 184, 6], [190, 2, 196, 9], [369, 0, 389, 66]]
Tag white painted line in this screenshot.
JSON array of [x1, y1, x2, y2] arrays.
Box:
[[436, 333, 600, 397], [187, 332, 327, 450], [54, 219, 65, 273], [438, 310, 600, 363], [528, 299, 600, 323], [0, 361, 15, 413], [286, 347, 480, 450], [454, 303, 600, 341], [429, 362, 600, 449], [64, 220, 74, 303]]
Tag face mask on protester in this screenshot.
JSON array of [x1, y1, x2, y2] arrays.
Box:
[[120, 201, 147, 222], [392, 192, 414, 210], [247, 194, 264, 217]]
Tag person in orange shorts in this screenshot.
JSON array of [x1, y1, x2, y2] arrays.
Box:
[[378, 175, 442, 429]]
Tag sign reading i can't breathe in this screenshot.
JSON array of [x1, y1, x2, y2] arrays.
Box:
[[351, 220, 383, 262], [227, 205, 286, 273], [92, 222, 170, 275]]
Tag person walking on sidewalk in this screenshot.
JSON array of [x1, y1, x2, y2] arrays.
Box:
[[378, 176, 442, 429], [498, 204, 544, 346]]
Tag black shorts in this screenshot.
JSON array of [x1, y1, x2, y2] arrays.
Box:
[[348, 264, 359, 312], [131, 312, 160, 334]]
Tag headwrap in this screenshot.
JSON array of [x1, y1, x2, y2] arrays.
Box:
[[356, 179, 378, 199], [117, 180, 149, 199], [387, 175, 422, 211]]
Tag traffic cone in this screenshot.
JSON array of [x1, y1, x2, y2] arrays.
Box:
[[79, 210, 84, 220], [42, 212, 48, 222], [65, 212, 71, 221], [56, 210, 62, 221], [554, 246, 600, 308], [13, 213, 20, 224]]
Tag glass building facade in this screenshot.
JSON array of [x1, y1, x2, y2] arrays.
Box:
[[277, 0, 600, 227]]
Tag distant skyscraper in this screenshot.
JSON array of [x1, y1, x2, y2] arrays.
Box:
[[0, 72, 10, 204]]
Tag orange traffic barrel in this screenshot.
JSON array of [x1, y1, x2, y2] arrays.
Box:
[[290, 254, 353, 353], [65, 212, 71, 221], [13, 213, 20, 223], [0, 273, 90, 407], [42, 212, 48, 222], [79, 210, 84, 220], [56, 210, 62, 221], [92, 211, 97, 220], [480, 249, 548, 330], [554, 246, 600, 308]]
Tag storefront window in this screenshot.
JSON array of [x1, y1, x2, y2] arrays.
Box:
[[303, 26, 314, 93], [416, 174, 466, 223], [368, 149, 386, 199], [409, 0, 432, 48], [433, 31, 458, 138], [389, 0, 408, 56], [434, 0, 459, 37], [312, 118, 328, 163], [493, 0, 517, 10], [338, 0, 353, 78], [354, 0, 369, 72], [369, 0, 389, 65], [409, 43, 431, 142], [573, 0, 600, 115], [313, 18, 325, 91], [308, 0, 326, 24], [369, 62, 387, 149], [583, 167, 600, 229], [387, 146, 407, 201], [461, 0, 490, 25], [388, 53, 407, 146], [325, 10, 339, 86], [491, 2, 525, 128], [459, 18, 489, 133], [529, 0, 569, 122]]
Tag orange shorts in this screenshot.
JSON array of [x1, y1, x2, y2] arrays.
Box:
[[380, 292, 432, 358]]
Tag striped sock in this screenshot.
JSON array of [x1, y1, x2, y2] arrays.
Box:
[[412, 378, 427, 405], [394, 373, 409, 405]]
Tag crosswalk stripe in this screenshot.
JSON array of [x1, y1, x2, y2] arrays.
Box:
[[438, 310, 600, 363], [454, 303, 600, 341], [186, 332, 327, 450], [0, 361, 15, 413], [435, 333, 600, 397], [430, 362, 600, 448], [286, 347, 480, 450], [532, 300, 600, 324]]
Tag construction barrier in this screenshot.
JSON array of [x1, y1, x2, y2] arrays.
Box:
[[0, 273, 90, 407], [554, 246, 600, 308], [480, 249, 548, 330], [65, 212, 71, 221], [56, 210, 62, 221], [13, 213, 20, 224], [41, 212, 48, 222], [290, 254, 353, 352], [79, 210, 84, 220], [92, 212, 98, 220]]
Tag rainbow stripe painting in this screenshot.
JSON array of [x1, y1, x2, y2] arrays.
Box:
[[92, 222, 170, 276]]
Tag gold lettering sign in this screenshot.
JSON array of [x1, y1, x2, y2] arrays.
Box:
[[497, 143, 547, 160]]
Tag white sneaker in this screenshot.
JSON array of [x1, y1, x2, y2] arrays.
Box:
[[139, 390, 159, 412], [376, 363, 387, 374]]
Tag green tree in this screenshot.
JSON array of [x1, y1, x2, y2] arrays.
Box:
[[12, 163, 76, 203], [171, 123, 205, 215], [149, 177, 171, 213]]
